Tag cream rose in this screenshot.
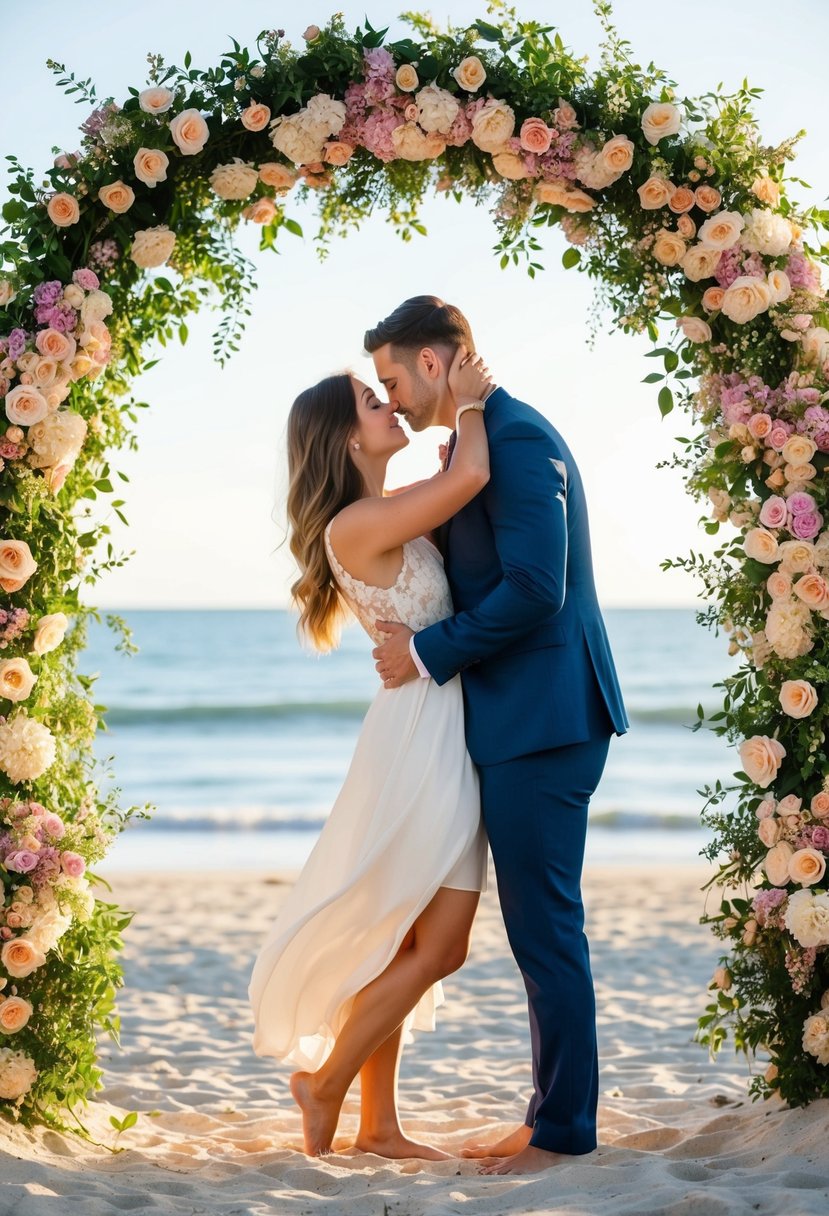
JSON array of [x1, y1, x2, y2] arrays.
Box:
[[258, 162, 297, 191], [767, 269, 792, 306], [0, 658, 37, 703], [395, 64, 419, 92], [0, 540, 37, 594], [0, 936, 46, 978], [534, 180, 595, 213], [767, 570, 791, 599], [599, 134, 634, 175], [0, 1048, 37, 1101], [5, 385, 49, 428], [784, 888, 829, 945], [739, 734, 786, 788], [130, 225, 177, 269], [803, 1012, 829, 1066], [390, 123, 446, 162], [46, 192, 80, 227], [210, 159, 259, 200], [415, 83, 459, 135], [169, 108, 210, 155], [470, 98, 515, 152], [492, 151, 529, 181], [789, 848, 827, 888], [695, 185, 722, 212], [778, 540, 816, 573], [652, 230, 686, 266], [139, 86, 174, 114], [681, 244, 722, 282], [675, 316, 712, 344], [801, 327, 829, 367], [779, 679, 818, 718], [97, 180, 135, 214], [637, 175, 674, 210], [241, 102, 271, 132], [133, 147, 169, 188], [721, 276, 771, 324], [781, 435, 816, 466], [453, 55, 487, 92], [0, 996, 32, 1033], [640, 101, 681, 145], [744, 527, 779, 563], [758, 816, 781, 847], [765, 840, 795, 887], [752, 175, 781, 206], [32, 612, 69, 656], [698, 211, 745, 250]]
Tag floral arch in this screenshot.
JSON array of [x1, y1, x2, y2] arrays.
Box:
[[0, 3, 828, 1131]]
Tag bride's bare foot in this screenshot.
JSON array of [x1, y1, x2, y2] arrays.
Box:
[[460, 1123, 532, 1159], [290, 1071, 344, 1156], [353, 1128, 450, 1161]]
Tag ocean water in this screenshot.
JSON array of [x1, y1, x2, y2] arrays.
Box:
[[85, 608, 738, 871]]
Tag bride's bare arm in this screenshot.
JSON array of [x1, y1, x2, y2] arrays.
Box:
[[333, 349, 492, 558]]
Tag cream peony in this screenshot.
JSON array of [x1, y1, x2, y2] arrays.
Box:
[[470, 98, 516, 152], [415, 83, 459, 135], [0, 658, 37, 703], [698, 211, 745, 251], [739, 734, 786, 788], [741, 207, 794, 257], [652, 230, 686, 266], [4, 385, 49, 428], [534, 180, 595, 213], [744, 527, 779, 563], [789, 848, 827, 887], [681, 244, 722, 282], [240, 102, 271, 132], [676, 316, 712, 344], [0, 936, 46, 978], [209, 159, 259, 200], [390, 123, 446, 162], [258, 162, 297, 191], [46, 193, 80, 227], [32, 612, 69, 656], [0, 1048, 37, 1101], [721, 276, 772, 325], [305, 94, 347, 135], [779, 679, 818, 718], [27, 410, 87, 471], [0, 540, 37, 594], [453, 55, 487, 92], [80, 290, 113, 329], [766, 597, 814, 659], [132, 147, 169, 188], [395, 64, 419, 92], [271, 113, 327, 165], [0, 996, 32, 1033], [640, 101, 681, 145], [0, 711, 56, 783], [784, 888, 829, 946], [573, 146, 619, 190], [637, 175, 674, 210], [130, 225, 177, 269], [139, 86, 174, 114], [98, 180, 135, 213], [169, 108, 210, 155], [765, 840, 794, 886], [802, 1012, 829, 1066]]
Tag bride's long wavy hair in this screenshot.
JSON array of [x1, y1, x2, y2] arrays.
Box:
[[286, 373, 362, 651]]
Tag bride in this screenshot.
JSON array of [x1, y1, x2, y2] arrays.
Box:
[[248, 347, 493, 1160]]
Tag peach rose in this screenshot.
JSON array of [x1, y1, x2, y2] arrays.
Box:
[[242, 197, 276, 225], [169, 108, 209, 155], [739, 734, 786, 788], [637, 175, 674, 210], [702, 286, 725, 312], [711, 966, 732, 990], [258, 162, 297, 191], [30, 357, 59, 391], [667, 186, 695, 214], [97, 180, 135, 214], [0, 996, 33, 1033], [470, 98, 515, 152], [5, 385, 49, 428], [0, 281, 17, 308], [694, 185, 722, 212], [35, 329, 76, 362], [698, 211, 744, 250], [782, 435, 817, 466], [677, 214, 696, 239], [786, 462, 816, 484], [395, 64, 419, 92], [811, 792, 829, 818], [721, 276, 771, 324], [790, 848, 827, 887], [681, 244, 722, 281], [323, 141, 354, 166], [453, 55, 487, 92], [133, 147, 169, 188], [794, 573, 829, 610], [302, 25, 320, 41], [0, 658, 37, 703], [767, 571, 792, 599], [32, 612, 69, 656], [520, 118, 553, 155], [640, 101, 681, 145], [765, 840, 795, 886], [758, 816, 781, 847], [241, 102, 271, 132], [652, 230, 686, 266], [46, 193, 80, 227], [139, 86, 174, 114], [534, 180, 595, 213], [390, 123, 446, 161], [492, 151, 529, 180], [743, 527, 779, 563], [0, 937, 46, 978], [675, 316, 711, 344], [600, 135, 634, 175], [752, 175, 780, 206], [779, 679, 818, 718]]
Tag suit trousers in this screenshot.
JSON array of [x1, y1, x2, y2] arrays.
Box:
[[478, 732, 611, 1155]]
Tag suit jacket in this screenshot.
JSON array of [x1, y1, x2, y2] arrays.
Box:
[[415, 387, 629, 766]]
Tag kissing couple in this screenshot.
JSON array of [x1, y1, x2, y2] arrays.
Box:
[[248, 295, 628, 1175]]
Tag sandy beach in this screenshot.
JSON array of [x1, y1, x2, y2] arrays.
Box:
[[2, 862, 829, 1215]]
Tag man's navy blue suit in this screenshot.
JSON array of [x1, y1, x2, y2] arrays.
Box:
[[415, 386, 628, 1156]]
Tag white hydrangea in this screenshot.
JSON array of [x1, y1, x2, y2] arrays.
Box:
[[0, 711, 57, 784], [0, 1048, 37, 1101], [765, 598, 814, 660], [741, 207, 794, 257]]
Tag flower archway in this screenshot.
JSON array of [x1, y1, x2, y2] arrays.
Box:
[[1, 3, 828, 1130]]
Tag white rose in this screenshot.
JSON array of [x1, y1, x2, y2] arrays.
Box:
[[801, 327, 829, 367], [739, 734, 786, 788], [698, 211, 745, 251], [741, 207, 794, 257], [139, 86, 174, 114], [5, 385, 49, 428], [395, 64, 419, 92], [390, 123, 446, 162], [415, 83, 459, 135], [640, 101, 681, 145], [209, 159, 259, 200], [681, 244, 722, 282], [169, 108, 210, 155], [130, 225, 177, 269], [0, 1048, 38, 1101], [0, 658, 37, 703], [802, 1012, 829, 1066], [470, 98, 515, 152], [27, 410, 87, 470], [765, 840, 794, 886], [32, 612, 69, 656], [778, 540, 816, 573], [453, 55, 487, 92], [784, 888, 829, 946], [676, 316, 712, 344], [789, 848, 827, 887], [721, 276, 771, 325]]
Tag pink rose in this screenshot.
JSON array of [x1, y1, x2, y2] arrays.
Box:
[[759, 495, 787, 529], [60, 851, 85, 878], [519, 118, 553, 154], [4, 850, 39, 873], [769, 425, 791, 451], [778, 794, 803, 816], [41, 812, 65, 838], [747, 413, 772, 441], [756, 798, 777, 819], [791, 509, 823, 540], [788, 491, 817, 517]]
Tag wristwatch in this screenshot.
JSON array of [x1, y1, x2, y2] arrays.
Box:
[[455, 401, 486, 428]]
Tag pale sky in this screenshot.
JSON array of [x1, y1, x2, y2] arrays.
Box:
[[2, 1, 827, 607]]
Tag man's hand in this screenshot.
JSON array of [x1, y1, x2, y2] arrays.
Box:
[[373, 621, 417, 688]]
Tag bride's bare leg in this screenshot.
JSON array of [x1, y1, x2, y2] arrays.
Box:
[[353, 1025, 449, 1160], [291, 887, 478, 1156]]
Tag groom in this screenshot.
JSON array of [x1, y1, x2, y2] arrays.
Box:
[[367, 295, 628, 1175]]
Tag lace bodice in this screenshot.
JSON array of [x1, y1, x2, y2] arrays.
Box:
[[324, 524, 453, 644]]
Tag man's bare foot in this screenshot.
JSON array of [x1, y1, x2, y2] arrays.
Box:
[[289, 1071, 343, 1156], [460, 1123, 532, 1159], [353, 1129, 450, 1161], [480, 1144, 569, 1175]]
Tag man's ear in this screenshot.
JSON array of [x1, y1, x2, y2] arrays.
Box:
[[418, 346, 443, 381]]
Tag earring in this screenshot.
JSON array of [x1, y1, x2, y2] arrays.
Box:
[[352, 442, 360, 450]]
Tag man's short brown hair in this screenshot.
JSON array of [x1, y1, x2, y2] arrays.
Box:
[[364, 295, 474, 358]]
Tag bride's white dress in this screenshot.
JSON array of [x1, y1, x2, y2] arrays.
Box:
[[248, 526, 487, 1069]]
